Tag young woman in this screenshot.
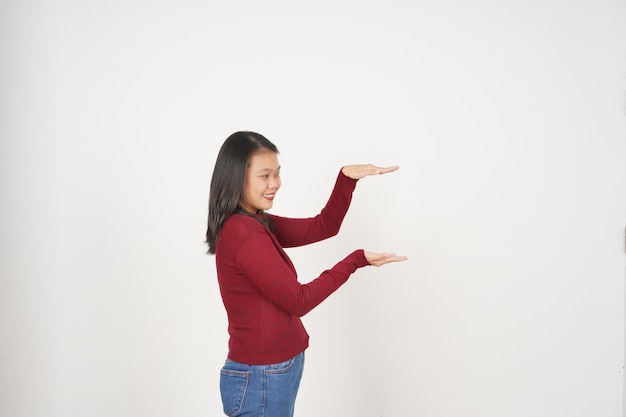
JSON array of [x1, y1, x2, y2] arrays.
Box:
[[206, 131, 406, 417]]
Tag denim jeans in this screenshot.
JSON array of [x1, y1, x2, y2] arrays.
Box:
[[220, 352, 305, 417]]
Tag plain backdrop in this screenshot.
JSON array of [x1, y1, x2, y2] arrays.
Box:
[[1, 1, 625, 416]]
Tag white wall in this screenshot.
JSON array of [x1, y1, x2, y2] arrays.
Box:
[[1, 1, 625, 416]]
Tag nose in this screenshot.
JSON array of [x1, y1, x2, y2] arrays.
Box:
[[268, 176, 280, 189]]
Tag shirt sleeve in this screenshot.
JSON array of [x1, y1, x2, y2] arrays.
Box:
[[236, 227, 369, 317], [270, 170, 358, 248]]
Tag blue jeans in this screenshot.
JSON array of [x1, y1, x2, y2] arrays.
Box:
[[220, 352, 305, 417]]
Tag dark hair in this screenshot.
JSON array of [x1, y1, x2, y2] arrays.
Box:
[[205, 131, 279, 254]]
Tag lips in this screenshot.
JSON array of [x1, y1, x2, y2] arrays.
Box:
[[263, 193, 275, 200]]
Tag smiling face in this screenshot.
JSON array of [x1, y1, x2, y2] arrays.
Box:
[[239, 151, 281, 214]]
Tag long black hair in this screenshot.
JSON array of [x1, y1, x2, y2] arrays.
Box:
[[205, 131, 279, 254]]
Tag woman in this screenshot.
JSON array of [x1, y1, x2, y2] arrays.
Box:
[[206, 131, 406, 417]]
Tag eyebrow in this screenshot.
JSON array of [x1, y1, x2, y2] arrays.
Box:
[[256, 166, 281, 172]]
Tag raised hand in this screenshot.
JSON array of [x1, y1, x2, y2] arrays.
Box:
[[341, 164, 399, 180], [364, 251, 408, 267]]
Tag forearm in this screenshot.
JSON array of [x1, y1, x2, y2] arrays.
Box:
[[288, 250, 369, 317]]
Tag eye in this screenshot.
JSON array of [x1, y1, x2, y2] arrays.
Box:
[[260, 174, 269, 179]]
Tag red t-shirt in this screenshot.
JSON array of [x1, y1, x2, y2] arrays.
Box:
[[215, 171, 369, 364]]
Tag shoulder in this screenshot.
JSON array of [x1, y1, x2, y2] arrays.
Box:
[[223, 213, 260, 229], [221, 214, 268, 238], [218, 214, 274, 256]]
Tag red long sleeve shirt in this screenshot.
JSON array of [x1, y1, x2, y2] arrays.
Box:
[[215, 171, 369, 365]]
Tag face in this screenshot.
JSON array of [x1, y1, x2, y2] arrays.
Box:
[[240, 151, 281, 213]]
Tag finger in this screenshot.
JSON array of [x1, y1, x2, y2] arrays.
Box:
[[379, 254, 408, 265], [373, 165, 399, 175], [389, 255, 408, 263]]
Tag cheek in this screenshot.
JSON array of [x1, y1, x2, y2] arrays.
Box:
[[243, 179, 255, 199], [249, 178, 264, 194]]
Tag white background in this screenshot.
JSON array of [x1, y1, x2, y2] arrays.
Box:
[[1, 1, 625, 416]]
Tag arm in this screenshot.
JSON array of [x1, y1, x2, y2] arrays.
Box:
[[270, 170, 357, 248], [272, 164, 399, 248], [237, 227, 369, 317]]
